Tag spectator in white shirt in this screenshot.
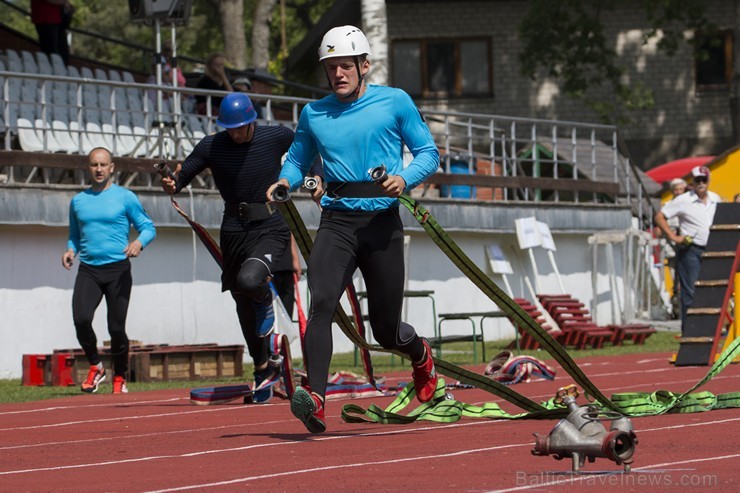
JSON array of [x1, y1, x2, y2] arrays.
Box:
[[655, 166, 722, 329]]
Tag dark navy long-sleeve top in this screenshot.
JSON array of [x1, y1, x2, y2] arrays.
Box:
[[176, 125, 295, 232]]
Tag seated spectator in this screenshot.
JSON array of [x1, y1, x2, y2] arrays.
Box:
[[195, 53, 232, 116], [146, 56, 171, 107], [162, 43, 187, 88]]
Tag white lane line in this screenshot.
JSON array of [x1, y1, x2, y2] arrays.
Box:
[[146, 443, 531, 492], [0, 419, 289, 451], [0, 419, 502, 476], [0, 397, 186, 416], [487, 453, 740, 492], [2, 369, 736, 446], [0, 405, 256, 432], [2, 411, 738, 484], [2, 358, 726, 417], [143, 417, 740, 493]]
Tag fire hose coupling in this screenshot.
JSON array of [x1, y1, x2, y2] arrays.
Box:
[[303, 176, 320, 190], [154, 162, 176, 181], [272, 185, 290, 202], [532, 385, 638, 473], [368, 164, 388, 183], [268, 352, 284, 369]]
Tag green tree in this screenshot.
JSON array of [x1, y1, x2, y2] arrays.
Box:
[[1, 0, 332, 88], [518, 0, 716, 124]]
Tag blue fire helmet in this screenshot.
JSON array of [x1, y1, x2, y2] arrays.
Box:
[[216, 92, 258, 128]]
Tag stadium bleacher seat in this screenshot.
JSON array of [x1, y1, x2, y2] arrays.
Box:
[[35, 52, 53, 75], [17, 118, 62, 153], [49, 53, 66, 75], [5, 48, 22, 67], [2, 47, 220, 159], [51, 120, 80, 154], [20, 50, 38, 73]]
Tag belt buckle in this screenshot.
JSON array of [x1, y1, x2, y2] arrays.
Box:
[[238, 202, 249, 220], [327, 182, 345, 200], [265, 202, 275, 216]]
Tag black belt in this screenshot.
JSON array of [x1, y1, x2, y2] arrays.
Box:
[[223, 202, 275, 221], [325, 181, 386, 199]]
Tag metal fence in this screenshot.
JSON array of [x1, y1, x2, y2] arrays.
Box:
[[0, 68, 656, 221]]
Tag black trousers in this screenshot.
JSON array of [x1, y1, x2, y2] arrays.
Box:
[[72, 260, 131, 376], [305, 208, 425, 397], [271, 269, 296, 317], [34, 23, 70, 65], [222, 223, 290, 368]]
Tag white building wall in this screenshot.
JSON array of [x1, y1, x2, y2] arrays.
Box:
[[0, 223, 626, 379]]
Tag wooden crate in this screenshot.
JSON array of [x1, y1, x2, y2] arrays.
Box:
[[130, 345, 244, 382], [52, 344, 244, 383]]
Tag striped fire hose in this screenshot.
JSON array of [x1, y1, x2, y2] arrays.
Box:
[[277, 194, 740, 424]]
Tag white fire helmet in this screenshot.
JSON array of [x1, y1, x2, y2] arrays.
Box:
[[318, 25, 372, 61]]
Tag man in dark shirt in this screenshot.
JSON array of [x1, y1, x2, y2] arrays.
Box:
[[161, 93, 304, 403], [31, 0, 74, 65]]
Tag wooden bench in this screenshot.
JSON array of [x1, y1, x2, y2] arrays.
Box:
[[609, 324, 657, 345], [435, 311, 506, 362]]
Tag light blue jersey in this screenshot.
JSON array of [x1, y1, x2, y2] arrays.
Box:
[[67, 184, 156, 266], [280, 85, 439, 211]]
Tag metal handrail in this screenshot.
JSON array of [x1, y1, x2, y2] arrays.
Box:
[[0, 70, 656, 215]]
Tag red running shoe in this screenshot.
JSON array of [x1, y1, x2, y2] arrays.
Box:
[[112, 375, 128, 394], [290, 386, 326, 433], [80, 365, 106, 393], [411, 338, 437, 403]]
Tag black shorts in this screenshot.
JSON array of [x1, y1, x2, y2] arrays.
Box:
[[219, 219, 290, 292]]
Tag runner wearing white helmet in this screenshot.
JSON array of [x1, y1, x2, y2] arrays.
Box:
[[267, 25, 440, 434]]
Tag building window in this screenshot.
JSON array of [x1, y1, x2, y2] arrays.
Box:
[[392, 38, 492, 98], [695, 29, 733, 93]]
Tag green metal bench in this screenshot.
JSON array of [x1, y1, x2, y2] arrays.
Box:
[[434, 311, 506, 362], [353, 290, 438, 367]]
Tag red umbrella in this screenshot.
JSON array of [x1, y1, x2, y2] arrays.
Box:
[[646, 156, 714, 185]]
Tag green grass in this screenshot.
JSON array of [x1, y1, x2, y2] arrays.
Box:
[[0, 332, 679, 404]]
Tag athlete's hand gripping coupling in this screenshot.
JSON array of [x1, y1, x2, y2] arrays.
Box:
[[369, 164, 405, 198], [155, 162, 181, 195]]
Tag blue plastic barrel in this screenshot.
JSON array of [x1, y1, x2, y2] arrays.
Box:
[[439, 155, 477, 199]]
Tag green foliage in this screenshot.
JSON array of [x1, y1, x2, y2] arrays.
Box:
[[1, 0, 332, 88], [518, 0, 714, 124], [643, 0, 714, 56], [267, 0, 335, 77], [2, 0, 35, 39]]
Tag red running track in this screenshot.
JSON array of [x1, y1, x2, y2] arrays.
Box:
[[0, 352, 738, 492]]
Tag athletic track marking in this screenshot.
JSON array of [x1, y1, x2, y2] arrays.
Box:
[[2, 414, 737, 479], [488, 454, 740, 492]]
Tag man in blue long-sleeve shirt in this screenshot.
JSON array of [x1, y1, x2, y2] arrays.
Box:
[[63, 147, 156, 394], [267, 25, 440, 433]]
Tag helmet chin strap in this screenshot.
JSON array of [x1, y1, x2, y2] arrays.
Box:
[[325, 56, 365, 101], [352, 56, 365, 98]]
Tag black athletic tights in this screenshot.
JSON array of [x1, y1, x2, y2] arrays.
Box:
[[72, 260, 132, 376], [305, 208, 426, 397]]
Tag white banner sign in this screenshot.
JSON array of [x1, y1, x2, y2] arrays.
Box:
[[537, 221, 556, 251], [515, 217, 541, 250], [486, 244, 513, 274]]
